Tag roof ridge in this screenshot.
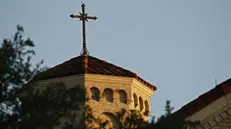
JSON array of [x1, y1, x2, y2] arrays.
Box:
[[34, 55, 157, 91], [176, 77, 231, 118]]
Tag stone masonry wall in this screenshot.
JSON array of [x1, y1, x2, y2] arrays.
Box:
[[34, 74, 155, 128], [186, 93, 231, 129]]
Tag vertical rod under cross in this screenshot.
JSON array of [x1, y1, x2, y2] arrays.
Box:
[[82, 4, 88, 56]]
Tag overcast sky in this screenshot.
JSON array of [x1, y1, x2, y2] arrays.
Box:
[[1, 0, 231, 117]]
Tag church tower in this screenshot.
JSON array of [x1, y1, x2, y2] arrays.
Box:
[[33, 3, 156, 129]]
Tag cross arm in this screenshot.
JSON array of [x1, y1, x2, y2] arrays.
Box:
[[70, 14, 97, 20], [70, 14, 81, 19], [86, 16, 97, 20]]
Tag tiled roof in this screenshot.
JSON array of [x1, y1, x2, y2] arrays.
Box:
[[34, 55, 157, 91], [176, 78, 231, 118]]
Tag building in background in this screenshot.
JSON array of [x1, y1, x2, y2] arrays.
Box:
[[175, 78, 231, 129]]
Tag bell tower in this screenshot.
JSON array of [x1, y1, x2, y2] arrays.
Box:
[[33, 3, 157, 129]]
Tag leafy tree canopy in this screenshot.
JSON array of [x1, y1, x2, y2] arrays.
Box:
[[0, 25, 43, 127]]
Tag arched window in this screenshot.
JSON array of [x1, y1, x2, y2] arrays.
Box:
[[118, 90, 127, 104], [133, 93, 138, 107], [90, 87, 100, 101], [104, 88, 113, 102], [144, 100, 149, 112], [139, 97, 144, 111]]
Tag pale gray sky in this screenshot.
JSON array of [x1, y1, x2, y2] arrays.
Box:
[[1, 0, 231, 117]]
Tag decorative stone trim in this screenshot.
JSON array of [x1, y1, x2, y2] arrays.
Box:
[[199, 103, 231, 129], [214, 115, 222, 123], [203, 123, 211, 129], [221, 111, 229, 119]]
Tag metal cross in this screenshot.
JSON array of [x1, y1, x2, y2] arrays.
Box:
[[70, 3, 97, 56]]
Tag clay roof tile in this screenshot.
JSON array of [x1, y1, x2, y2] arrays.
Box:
[[176, 78, 231, 119], [34, 55, 157, 91]]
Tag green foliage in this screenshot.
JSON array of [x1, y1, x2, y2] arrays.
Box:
[[164, 100, 174, 117], [18, 83, 85, 129], [144, 100, 200, 129], [114, 108, 148, 129], [110, 100, 200, 129], [84, 105, 110, 129], [0, 25, 43, 122]]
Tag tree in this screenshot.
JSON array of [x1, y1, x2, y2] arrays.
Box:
[[19, 82, 111, 129], [0, 25, 43, 128], [84, 105, 109, 129], [0, 26, 109, 129], [115, 108, 147, 129], [18, 83, 85, 129], [113, 100, 200, 129], [144, 100, 200, 129]]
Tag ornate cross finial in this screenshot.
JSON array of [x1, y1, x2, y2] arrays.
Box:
[[70, 3, 97, 56]]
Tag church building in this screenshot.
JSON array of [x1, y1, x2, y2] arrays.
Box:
[[32, 3, 156, 129], [175, 78, 231, 129]]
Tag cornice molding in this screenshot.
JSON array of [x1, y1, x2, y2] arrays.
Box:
[[132, 79, 154, 97], [84, 74, 133, 84], [35, 74, 84, 86]]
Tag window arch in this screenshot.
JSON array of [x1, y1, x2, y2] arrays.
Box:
[[104, 88, 113, 102], [118, 90, 127, 104], [144, 100, 149, 112], [90, 87, 100, 101], [133, 93, 138, 107], [139, 97, 144, 111]]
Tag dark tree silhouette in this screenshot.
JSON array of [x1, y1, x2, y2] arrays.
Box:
[[18, 82, 86, 129], [144, 100, 200, 129], [0, 25, 43, 128]]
